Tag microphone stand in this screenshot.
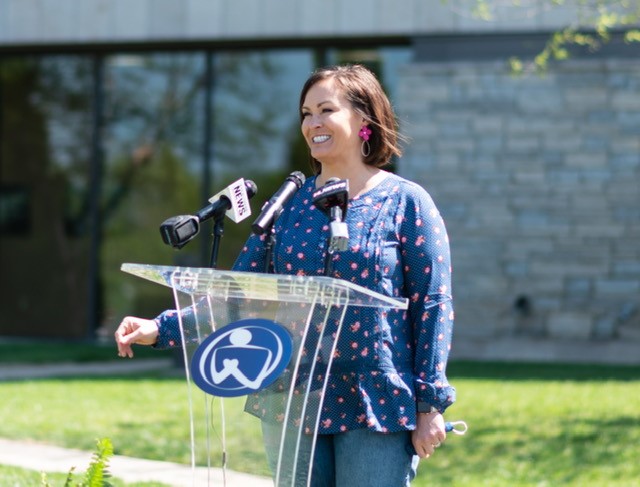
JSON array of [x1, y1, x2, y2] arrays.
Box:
[[209, 213, 225, 269], [263, 225, 276, 274], [260, 206, 284, 273], [324, 245, 335, 276]]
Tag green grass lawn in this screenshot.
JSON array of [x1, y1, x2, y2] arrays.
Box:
[[0, 341, 171, 363], [0, 346, 639, 486], [0, 464, 171, 487], [430, 363, 640, 486], [0, 375, 267, 474]]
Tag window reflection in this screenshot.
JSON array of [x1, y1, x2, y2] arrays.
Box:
[[0, 56, 93, 337], [101, 52, 206, 332], [327, 47, 411, 98], [0, 184, 31, 235], [210, 51, 314, 270], [0, 46, 408, 339], [327, 47, 412, 173], [212, 51, 313, 176]]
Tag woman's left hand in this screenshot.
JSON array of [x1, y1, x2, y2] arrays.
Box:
[[411, 412, 446, 459]]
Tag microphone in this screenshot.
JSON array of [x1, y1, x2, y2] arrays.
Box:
[[198, 178, 257, 223], [251, 171, 306, 235], [312, 178, 348, 217], [160, 178, 257, 249], [312, 178, 349, 253]]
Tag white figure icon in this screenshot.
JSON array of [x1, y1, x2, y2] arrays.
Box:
[[209, 328, 273, 390]]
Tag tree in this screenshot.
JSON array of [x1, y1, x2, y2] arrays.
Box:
[[455, 0, 640, 72]]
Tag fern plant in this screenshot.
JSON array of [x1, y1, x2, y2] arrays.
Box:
[[41, 437, 114, 487]]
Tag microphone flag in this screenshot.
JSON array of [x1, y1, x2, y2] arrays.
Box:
[[207, 178, 253, 223]]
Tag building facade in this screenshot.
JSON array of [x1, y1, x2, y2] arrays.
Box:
[[1, 0, 638, 362]]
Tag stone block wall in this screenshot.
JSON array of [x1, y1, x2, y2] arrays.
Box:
[[397, 59, 640, 343], [0, 0, 620, 46]]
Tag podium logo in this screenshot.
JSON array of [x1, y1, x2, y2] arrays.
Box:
[[191, 318, 293, 397]]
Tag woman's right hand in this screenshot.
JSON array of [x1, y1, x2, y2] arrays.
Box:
[[115, 316, 159, 358]]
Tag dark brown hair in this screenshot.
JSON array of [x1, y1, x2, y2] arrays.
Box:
[[299, 64, 403, 174]]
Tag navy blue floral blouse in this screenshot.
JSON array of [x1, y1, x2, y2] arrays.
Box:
[[154, 172, 456, 434]]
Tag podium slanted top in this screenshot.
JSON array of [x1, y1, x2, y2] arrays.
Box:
[[121, 263, 408, 310]]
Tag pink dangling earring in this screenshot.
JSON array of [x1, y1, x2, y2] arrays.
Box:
[[359, 125, 372, 157]]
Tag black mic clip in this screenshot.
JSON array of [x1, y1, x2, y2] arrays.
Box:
[[312, 179, 349, 253]]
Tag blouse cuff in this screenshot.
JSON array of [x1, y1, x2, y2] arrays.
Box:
[[152, 310, 182, 350], [415, 381, 456, 413]]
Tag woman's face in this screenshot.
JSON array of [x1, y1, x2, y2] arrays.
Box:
[[301, 78, 364, 166]]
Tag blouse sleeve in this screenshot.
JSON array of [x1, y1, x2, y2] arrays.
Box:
[[399, 182, 456, 413], [153, 308, 191, 349], [154, 233, 270, 349], [232, 232, 271, 273]]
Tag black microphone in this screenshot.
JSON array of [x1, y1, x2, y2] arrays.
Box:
[[311, 178, 348, 217], [312, 178, 350, 253], [160, 179, 257, 249], [251, 171, 306, 235]]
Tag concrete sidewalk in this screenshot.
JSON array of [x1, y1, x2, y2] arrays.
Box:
[[0, 359, 273, 486], [0, 358, 176, 380], [0, 437, 272, 486]]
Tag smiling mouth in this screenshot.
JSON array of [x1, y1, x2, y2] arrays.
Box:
[[312, 135, 331, 144]]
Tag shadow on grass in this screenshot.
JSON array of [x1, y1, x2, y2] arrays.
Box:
[[448, 360, 640, 382], [430, 414, 640, 485]]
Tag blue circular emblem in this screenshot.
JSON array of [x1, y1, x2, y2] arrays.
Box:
[[190, 318, 293, 397]]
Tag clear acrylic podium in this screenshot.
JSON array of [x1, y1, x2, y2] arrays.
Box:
[[122, 263, 408, 486]]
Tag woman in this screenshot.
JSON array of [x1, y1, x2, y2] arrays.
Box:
[[116, 64, 456, 486]]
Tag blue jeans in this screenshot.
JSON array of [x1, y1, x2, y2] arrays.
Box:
[[262, 422, 419, 487]]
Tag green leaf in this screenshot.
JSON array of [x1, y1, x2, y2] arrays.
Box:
[[624, 30, 640, 42], [80, 438, 114, 487]]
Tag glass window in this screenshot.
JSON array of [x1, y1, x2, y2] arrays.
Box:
[[327, 47, 412, 172], [0, 45, 409, 339], [210, 50, 315, 270], [0, 56, 94, 337], [327, 47, 411, 98], [100, 52, 207, 332], [0, 184, 31, 235]]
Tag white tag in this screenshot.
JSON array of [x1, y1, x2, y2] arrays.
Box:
[[209, 178, 252, 223]]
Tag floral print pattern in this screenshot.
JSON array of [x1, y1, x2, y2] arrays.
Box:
[[155, 173, 455, 434]]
